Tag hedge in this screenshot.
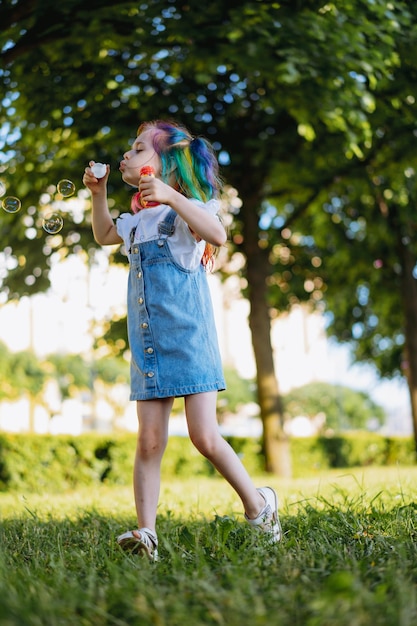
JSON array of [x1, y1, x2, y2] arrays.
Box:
[[0, 432, 415, 493]]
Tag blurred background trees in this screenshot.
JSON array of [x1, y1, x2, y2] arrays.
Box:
[[283, 382, 385, 433], [1, 0, 417, 473]]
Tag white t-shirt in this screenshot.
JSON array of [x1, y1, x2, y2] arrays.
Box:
[[116, 198, 220, 271]]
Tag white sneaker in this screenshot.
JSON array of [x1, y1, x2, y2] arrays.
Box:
[[117, 527, 159, 561], [245, 487, 282, 543]]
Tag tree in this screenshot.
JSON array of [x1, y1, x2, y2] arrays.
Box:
[[0, 341, 131, 430], [0, 341, 46, 400], [217, 366, 256, 419], [284, 382, 385, 433], [47, 353, 91, 399], [0, 340, 47, 431], [275, 25, 417, 448], [1, 0, 416, 471]]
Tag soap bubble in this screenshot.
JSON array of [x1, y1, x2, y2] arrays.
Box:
[[57, 179, 75, 197], [0, 181, 6, 197], [2, 196, 21, 213], [91, 163, 107, 178], [42, 213, 64, 234]]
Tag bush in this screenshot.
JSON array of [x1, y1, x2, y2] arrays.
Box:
[[290, 432, 416, 476], [0, 432, 414, 492]]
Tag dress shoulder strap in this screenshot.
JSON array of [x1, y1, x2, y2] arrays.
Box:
[[128, 209, 176, 253], [157, 209, 176, 247]]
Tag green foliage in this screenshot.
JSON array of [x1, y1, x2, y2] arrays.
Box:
[[284, 381, 386, 431], [0, 432, 414, 493], [0, 342, 130, 403], [93, 355, 130, 385], [291, 432, 416, 474], [0, 432, 265, 492], [47, 353, 91, 398], [1, 1, 415, 360], [0, 340, 46, 400], [219, 366, 256, 414]]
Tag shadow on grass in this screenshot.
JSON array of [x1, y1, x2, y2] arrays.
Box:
[[1, 499, 417, 626]]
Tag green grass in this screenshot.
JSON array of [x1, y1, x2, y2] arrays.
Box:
[[1, 467, 417, 625]]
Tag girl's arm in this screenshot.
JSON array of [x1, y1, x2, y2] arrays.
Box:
[[82, 163, 123, 246], [140, 177, 227, 246]]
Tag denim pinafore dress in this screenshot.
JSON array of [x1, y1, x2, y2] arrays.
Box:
[[127, 209, 226, 400]]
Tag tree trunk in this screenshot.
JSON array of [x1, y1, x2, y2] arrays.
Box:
[[398, 240, 417, 457], [28, 396, 35, 433], [248, 280, 292, 476], [241, 192, 292, 476]]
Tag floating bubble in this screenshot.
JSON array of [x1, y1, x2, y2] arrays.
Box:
[[2, 196, 21, 213], [42, 213, 64, 234], [0, 181, 6, 197], [57, 179, 75, 197]]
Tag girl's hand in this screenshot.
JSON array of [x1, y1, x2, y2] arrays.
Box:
[[83, 161, 110, 195], [139, 174, 174, 207]]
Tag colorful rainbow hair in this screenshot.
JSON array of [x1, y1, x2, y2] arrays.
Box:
[[135, 120, 222, 269]]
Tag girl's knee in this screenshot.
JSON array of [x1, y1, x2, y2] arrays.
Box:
[[136, 431, 167, 460], [189, 431, 221, 459]]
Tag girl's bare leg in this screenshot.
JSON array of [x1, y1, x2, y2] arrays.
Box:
[[184, 391, 264, 519], [133, 397, 174, 531]]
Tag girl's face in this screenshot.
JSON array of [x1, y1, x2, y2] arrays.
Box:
[[119, 129, 161, 187]]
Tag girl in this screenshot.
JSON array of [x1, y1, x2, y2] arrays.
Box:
[[82, 120, 281, 561]]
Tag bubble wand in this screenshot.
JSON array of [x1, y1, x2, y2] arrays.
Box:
[[131, 166, 159, 213]]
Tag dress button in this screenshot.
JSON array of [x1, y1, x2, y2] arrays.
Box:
[[146, 347, 154, 354], [138, 297, 144, 304], [141, 322, 148, 329], [147, 372, 154, 378]]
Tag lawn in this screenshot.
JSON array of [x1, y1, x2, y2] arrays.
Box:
[[1, 466, 416, 625]]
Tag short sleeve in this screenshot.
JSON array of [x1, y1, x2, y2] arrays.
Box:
[[189, 198, 221, 216], [116, 213, 137, 248]]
